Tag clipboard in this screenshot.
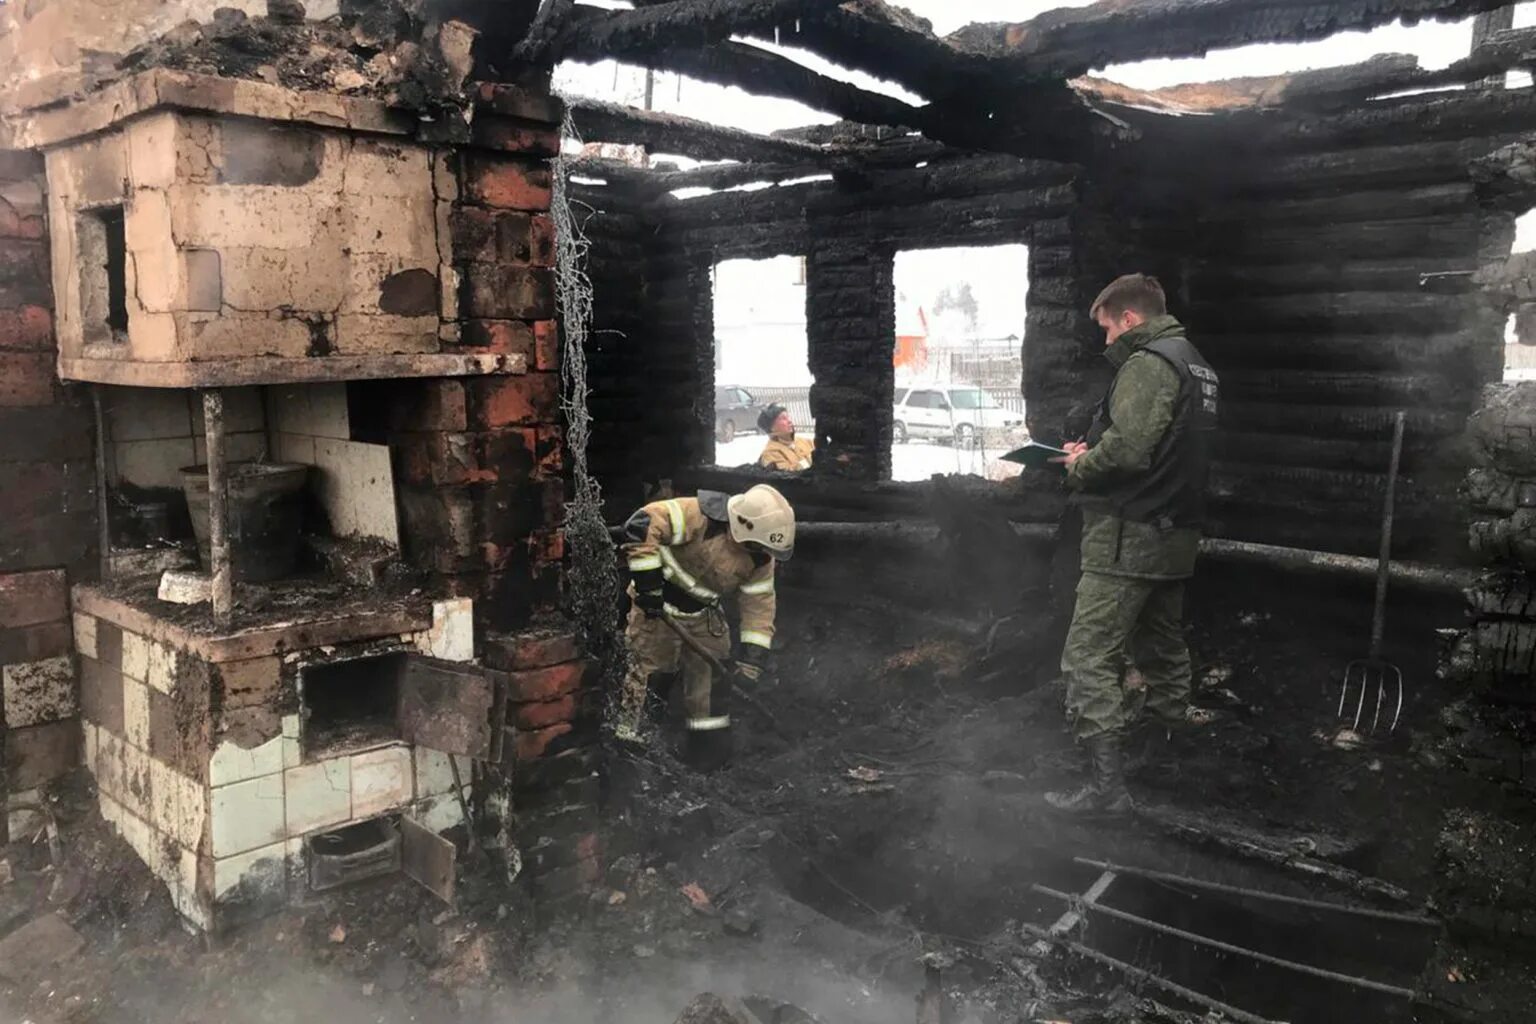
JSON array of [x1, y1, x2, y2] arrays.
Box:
[[999, 441, 1069, 470]]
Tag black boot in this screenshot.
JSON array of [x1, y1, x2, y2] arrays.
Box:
[[685, 723, 733, 772], [1045, 732, 1134, 815]]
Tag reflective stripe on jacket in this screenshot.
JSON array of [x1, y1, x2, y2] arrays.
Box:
[[622, 496, 777, 648]]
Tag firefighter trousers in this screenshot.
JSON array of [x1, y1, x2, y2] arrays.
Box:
[[617, 603, 730, 735], [1061, 571, 1191, 740]]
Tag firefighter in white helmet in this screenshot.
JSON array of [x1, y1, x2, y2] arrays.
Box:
[[617, 484, 795, 769]]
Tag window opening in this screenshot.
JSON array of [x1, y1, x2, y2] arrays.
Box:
[[890, 245, 1029, 482], [711, 255, 811, 468], [1507, 210, 1536, 380]]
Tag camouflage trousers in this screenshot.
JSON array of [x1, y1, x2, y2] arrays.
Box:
[[1061, 571, 1191, 740], [616, 602, 730, 737]]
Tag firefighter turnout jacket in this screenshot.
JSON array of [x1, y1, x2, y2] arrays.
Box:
[[759, 435, 815, 472], [622, 491, 777, 652]]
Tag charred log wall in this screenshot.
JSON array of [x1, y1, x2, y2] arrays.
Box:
[[580, 86, 1536, 563], [574, 179, 713, 516], [1150, 88, 1536, 559]]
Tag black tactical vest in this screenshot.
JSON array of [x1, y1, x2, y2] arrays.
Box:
[[1082, 334, 1219, 529]]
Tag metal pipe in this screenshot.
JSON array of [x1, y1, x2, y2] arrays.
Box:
[[91, 388, 111, 581], [1018, 923, 1281, 1024], [1031, 883, 1419, 999], [612, 520, 1474, 594], [1072, 858, 1440, 928], [203, 390, 233, 629]]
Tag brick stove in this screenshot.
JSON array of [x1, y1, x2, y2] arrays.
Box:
[[3, 68, 598, 931]]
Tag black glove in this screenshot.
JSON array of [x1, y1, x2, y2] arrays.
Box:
[[634, 587, 664, 619], [735, 642, 771, 682], [632, 567, 664, 618]]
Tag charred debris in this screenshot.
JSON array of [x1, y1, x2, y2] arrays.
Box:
[[5, 0, 1536, 1022]]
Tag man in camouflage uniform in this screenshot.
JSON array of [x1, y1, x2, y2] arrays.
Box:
[[1047, 274, 1219, 815]]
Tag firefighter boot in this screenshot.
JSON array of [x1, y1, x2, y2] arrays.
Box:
[[685, 722, 733, 772], [1045, 732, 1134, 816]]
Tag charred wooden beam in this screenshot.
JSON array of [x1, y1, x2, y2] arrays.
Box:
[[952, 0, 1513, 80], [1273, 27, 1536, 107], [628, 0, 983, 99], [513, 0, 577, 63], [555, 0, 838, 62], [628, 38, 927, 129], [567, 95, 834, 162]]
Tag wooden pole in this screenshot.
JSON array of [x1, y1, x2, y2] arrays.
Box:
[[202, 390, 233, 628]]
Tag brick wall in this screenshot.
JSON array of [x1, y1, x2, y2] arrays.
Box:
[[484, 626, 602, 904], [0, 149, 96, 828], [346, 86, 567, 631]]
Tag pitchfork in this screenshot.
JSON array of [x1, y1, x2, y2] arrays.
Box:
[[1339, 410, 1406, 735]]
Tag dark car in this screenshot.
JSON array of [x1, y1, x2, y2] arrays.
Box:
[[714, 385, 757, 444]]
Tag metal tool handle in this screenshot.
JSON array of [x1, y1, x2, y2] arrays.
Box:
[[657, 613, 792, 740], [1369, 411, 1406, 659]]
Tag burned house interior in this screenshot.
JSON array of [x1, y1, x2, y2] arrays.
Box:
[[8, 0, 1536, 1021]]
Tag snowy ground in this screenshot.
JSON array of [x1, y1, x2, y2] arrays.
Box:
[[715, 433, 1022, 482]]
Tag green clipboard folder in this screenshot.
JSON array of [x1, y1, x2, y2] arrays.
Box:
[[999, 441, 1069, 469]]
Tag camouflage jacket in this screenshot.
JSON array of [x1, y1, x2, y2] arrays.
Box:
[[1068, 315, 1202, 580]]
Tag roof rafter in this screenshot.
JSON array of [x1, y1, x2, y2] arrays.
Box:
[[567, 95, 838, 163], [553, 0, 839, 63], [951, 0, 1515, 79], [629, 38, 926, 129]]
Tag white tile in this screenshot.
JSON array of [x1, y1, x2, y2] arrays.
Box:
[[2, 655, 77, 727], [123, 676, 151, 750], [95, 731, 125, 800], [148, 758, 179, 836], [73, 613, 98, 660], [99, 791, 125, 832], [118, 740, 153, 820], [192, 387, 265, 435], [310, 438, 399, 545], [112, 438, 197, 490], [210, 774, 285, 857], [416, 598, 473, 662], [282, 737, 300, 769], [212, 840, 289, 900], [171, 846, 211, 932], [118, 807, 159, 878], [83, 721, 99, 772], [121, 632, 150, 682], [282, 714, 300, 739], [208, 733, 284, 787], [351, 745, 412, 818], [275, 432, 315, 465], [104, 388, 193, 441], [413, 794, 465, 834], [169, 770, 206, 851], [413, 747, 471, 798], [193, 431, 267, 467], [284, 758, 351, 836], [146, 642, 178, 695]]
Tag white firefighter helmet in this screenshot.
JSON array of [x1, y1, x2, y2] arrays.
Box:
[[726, 484, 795, 560]]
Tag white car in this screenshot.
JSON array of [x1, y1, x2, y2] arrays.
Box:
[[893, 385, 1026, 448]]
